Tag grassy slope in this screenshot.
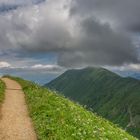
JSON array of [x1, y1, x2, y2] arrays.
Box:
[[0, 79, 5, 103], [46, 67, 140, 138], [7, 76, 137, 140]]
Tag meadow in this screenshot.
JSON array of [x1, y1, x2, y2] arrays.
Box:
[[6, 76, 137, 140]]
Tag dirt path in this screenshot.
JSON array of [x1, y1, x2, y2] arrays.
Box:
[[0, 78, 37, 140]]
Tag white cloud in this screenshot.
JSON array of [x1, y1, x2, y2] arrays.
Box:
[[31, 64, 63, 71], [0, 60, 64, 72], [0, 61, 11, 68], [105, 63, 140, 72], [127, 64, 140, 71], [32, 64, 54, 68]]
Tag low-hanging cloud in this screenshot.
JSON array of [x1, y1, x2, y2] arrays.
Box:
[[0, 61, 11, 68]]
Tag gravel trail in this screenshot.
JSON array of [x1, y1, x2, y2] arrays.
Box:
[[0, 78, 37, 140]]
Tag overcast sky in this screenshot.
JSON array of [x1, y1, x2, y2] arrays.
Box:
[[0, 0, 140, 72]]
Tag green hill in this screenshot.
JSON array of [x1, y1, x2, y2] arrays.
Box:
[[46, 67, 140, 138], [6, 76, 137, 140]]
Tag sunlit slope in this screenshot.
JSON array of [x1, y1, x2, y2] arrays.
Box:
[[46, 67, 140, 138], [6, 76, 137, 140]]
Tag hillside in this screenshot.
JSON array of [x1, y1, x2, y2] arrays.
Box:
[[0, 79, 5, 103], [46, 67, 140, 138], [5, 76, 137, 140], [0, 79, 5, 120]]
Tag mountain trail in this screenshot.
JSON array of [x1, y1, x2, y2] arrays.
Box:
[[0, 78, 37, 140]]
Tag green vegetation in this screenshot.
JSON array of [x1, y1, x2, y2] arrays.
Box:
[[6, 76, 137, 140], [0, 79, 5, 103], [46, 67, 140, 138]]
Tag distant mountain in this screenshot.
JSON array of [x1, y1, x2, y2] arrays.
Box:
[[46, 67, 140, 138], [131, 73, 140, 80], [116, 71, 140, 80]]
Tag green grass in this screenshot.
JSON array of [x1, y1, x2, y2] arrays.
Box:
[[0, 79, 5, 103], [46, 67, 140, 138], [7, 76, 137, 140]]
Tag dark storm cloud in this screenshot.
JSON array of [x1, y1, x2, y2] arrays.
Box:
[[57, 17, 138, 67], [0, 0, 140, 68], [20, 15, 139, 67], [14, 0, 139, 67], [70, 0, 140, 33], [127, 24, 140, 33]]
